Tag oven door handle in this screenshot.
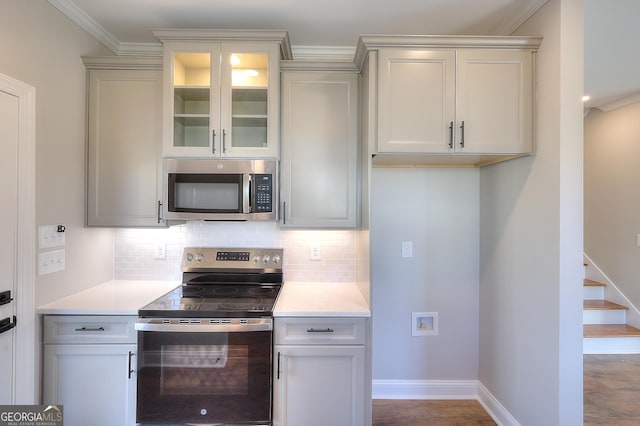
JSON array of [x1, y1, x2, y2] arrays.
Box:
[[134, 319, 272, 333]]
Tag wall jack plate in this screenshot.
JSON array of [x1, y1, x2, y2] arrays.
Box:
[[38, 249, 65, 275], [310, 246, 321, 261], [39, 225, 65, 249]]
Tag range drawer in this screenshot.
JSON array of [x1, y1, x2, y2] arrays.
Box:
[[274, 317, 366, 345], [43, 315, 137, 344]]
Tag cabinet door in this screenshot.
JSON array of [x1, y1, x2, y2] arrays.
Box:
[[220, 43, 280, 158], [43, 344, 137, 426], [280, 71, 359, 228], [273, 345, 365, 426], [455, 49, 534, 154], [377, 49, 455, 153], [86, 69, 163, 227], [162, 42, 280, 158], [162, 42, 222, 157]]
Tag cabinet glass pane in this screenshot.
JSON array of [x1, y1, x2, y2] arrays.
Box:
[[230, 53, 268, 148], [173, 52, 211, 148]]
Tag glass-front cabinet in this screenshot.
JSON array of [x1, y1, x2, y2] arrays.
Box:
[[155, 31, 289, 158]]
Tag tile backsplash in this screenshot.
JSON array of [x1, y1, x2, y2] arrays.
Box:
[[114, 222, 357, 283]]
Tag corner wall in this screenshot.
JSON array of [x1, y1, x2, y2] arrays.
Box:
[[478, 0, 584, 424], [0, 1, 115, 306]]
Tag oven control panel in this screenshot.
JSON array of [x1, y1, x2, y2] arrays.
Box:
[[182, 247, 283, 271]]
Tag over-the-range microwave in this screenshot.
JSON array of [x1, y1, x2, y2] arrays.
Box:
[[163, 158, 277, 221]]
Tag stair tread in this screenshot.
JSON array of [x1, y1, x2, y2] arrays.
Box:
[[584, 324, 640, 338], [584, 300, 629, 310], [584, 279, 606, 287]]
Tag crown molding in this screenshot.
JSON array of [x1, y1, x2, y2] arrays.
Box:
[[492, 0, 549, 35], [81, 55, 163, 70], [291, 46, 356, 61], [48, 0, 120, 53], [598, 92, 640, 112], [280, 59, 358, 72]]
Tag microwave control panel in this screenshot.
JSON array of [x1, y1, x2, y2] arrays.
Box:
[[253, 174, 273, 212]]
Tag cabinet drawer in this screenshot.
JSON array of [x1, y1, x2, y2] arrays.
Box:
[[43, 315, 137, 344], [274, 317, 365, 345]]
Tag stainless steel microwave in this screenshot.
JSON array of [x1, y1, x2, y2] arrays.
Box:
[[163, 158, 277, 221]]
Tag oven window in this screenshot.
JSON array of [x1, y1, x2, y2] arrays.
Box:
[[137, 330, 272, 424], [160, 344, 248, 395]]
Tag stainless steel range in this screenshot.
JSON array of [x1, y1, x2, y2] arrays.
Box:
[[135, 247, 283, 425]]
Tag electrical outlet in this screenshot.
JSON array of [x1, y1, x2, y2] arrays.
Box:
[[38, 249, 65, 275], [39, 225, 65, 249], [310, 246, 321, 260], [402, 241, 413, 258], [154, 242, 167, 260]]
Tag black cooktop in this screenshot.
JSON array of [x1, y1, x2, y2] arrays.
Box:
[[139, 247, 283, 318], [138, 283, 282, 318]]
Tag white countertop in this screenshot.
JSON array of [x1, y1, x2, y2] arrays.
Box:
[[37, 280, 370, 318], [37, 280, 180, 315], [274, 282, 371, 317]]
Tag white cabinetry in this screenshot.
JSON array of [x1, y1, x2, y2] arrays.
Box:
[[43, 316, 137, 426], [154, 30, 291, 158], [273, 317, 366, 426], [357, 35, 541, 166], [84, 57, 164, 227], [280, 64, 359, 228]]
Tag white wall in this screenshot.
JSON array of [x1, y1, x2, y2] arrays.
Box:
[[371, 168, 480, 381], [584, 102, 640, 309], [0, 1, 115, 306], [478, 0, 584, 424]]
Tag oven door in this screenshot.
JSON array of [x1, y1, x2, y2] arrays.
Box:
[[135, 319, 272, 425]]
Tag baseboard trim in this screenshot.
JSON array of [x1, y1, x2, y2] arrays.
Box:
[[477, 382, 521, 426], [372, 379, 478, 400]]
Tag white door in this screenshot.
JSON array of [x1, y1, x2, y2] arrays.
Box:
[[0, 73, 36, 404], [0, 85, 19, 404]]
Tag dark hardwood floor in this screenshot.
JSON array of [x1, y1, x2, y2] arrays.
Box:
[[372, 355, 640, 425]]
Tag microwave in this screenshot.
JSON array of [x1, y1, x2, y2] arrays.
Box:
[[163, 158, 277, 221]]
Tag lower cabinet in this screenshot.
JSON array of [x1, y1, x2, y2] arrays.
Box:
[[42, 316, 137, 426], [273, 317, 366, 426]]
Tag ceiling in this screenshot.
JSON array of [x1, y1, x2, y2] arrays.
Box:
[[49, 0, 640, 110]]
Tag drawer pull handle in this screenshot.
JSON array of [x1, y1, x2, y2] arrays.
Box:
[[306, 328, 334, 333], [0, 316, 16, 335], [74, 327, 105, 332]]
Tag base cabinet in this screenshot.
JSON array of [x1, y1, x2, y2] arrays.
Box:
[[42, 316, 137, 426], [273, 317, 366, 426]]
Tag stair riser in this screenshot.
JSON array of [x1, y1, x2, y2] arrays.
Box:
[[583, 310, 627, 325], [584, 337, 640, 354], [583, 286, 604, 300]]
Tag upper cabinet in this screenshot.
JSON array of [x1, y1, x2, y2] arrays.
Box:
[[280, 63, 360, 228], [355, 35, 541, 166], [84, 56, 165, 227], [154, 30, 291, 158]]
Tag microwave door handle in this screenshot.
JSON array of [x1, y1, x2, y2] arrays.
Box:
[[243, 174, 251, 214]]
